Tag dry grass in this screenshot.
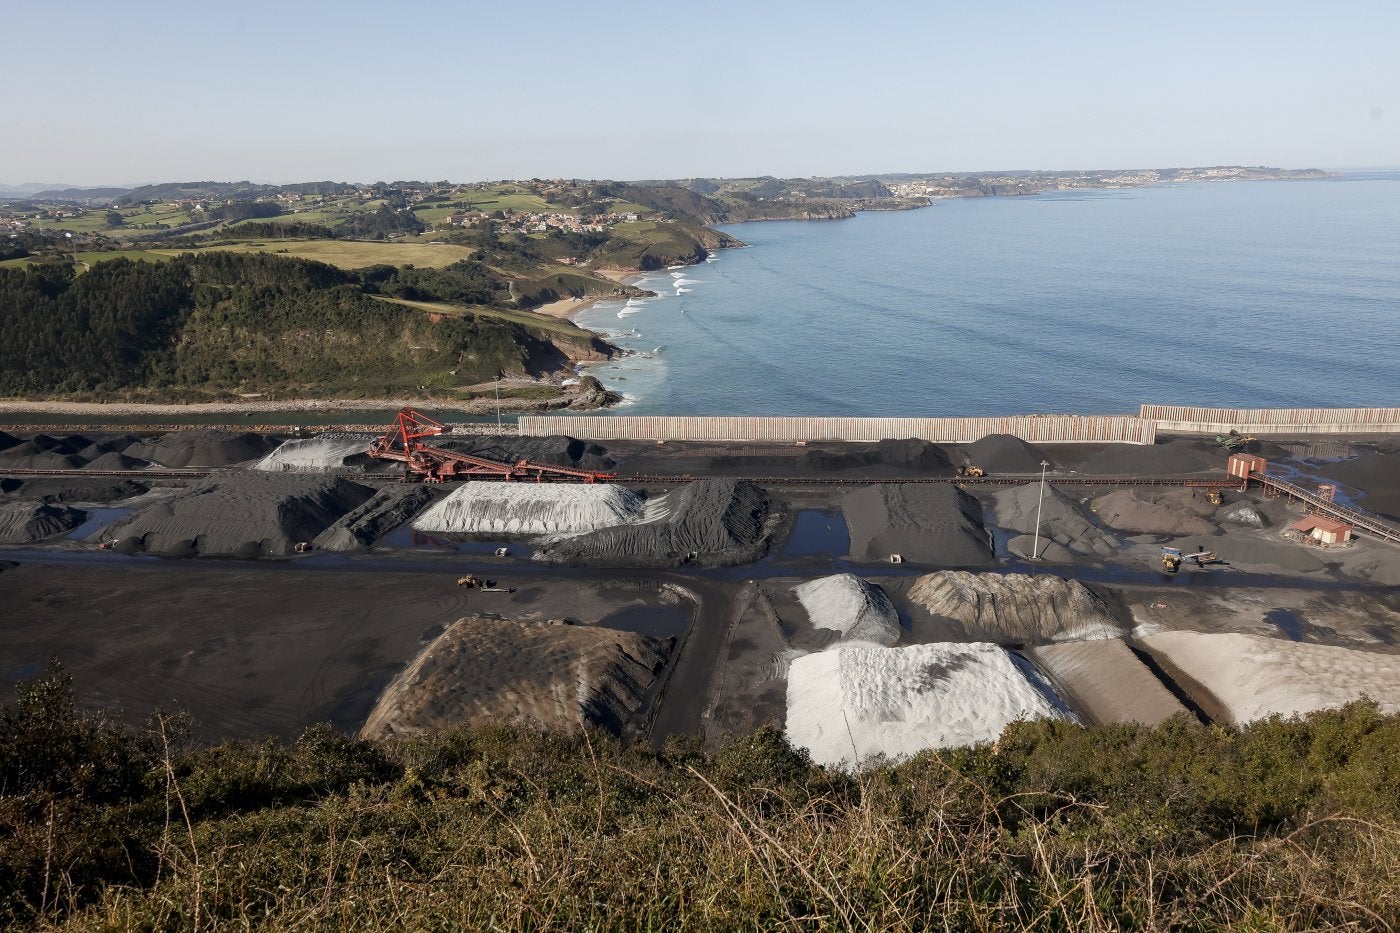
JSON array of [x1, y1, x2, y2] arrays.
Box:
[[159, 238, 482, 270]]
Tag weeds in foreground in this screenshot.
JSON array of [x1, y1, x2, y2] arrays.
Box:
[[3, 662, 1400, 930]]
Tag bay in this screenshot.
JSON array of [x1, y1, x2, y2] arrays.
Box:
[[575, 175, 1400, 417]]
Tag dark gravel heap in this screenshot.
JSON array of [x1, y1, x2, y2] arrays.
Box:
[[963, 434, 1049, 474], [107, 473, 375, 557], [842, 483, 992, 566], [438, 434, 615, 472], [123, 430, 281, 468], [0, 502, 87, 543], [538, 478, 771, 568], [313, 484, 445, 551], [0, 476, 149, 503]]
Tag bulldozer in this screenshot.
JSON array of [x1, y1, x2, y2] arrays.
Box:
[[457, 574, 489, 588], [1161, 546, 1219, 573], [1214, 430, 1257, 450], [956, 464, 986, 478]]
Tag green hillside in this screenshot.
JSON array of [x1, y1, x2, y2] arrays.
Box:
[[0, 254, 610, 401]]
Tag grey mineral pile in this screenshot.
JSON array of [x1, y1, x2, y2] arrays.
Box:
[[993, 483, 1118, 558], [842, 484, 991, 565], [801, 439, 952, 473], [1219, 502, 1267, 527], [1171, 535, 1325, 574], [908, 571, 1124, 643], [313, 485, 444, 551], [0, 436, 88, 470], [123, 430, 281, 468], [793, 574, 901, 646], [0, 501, 87, 543], [963, 434, 1049, 473], [106, 473, 374, 557], [1029, 639, 1188, 726], [414, 482, 648, 536], [253, 433, 380, 473], [537, 479, 770, 568], [359, 616, 671, 738], [1090, 488, 1219, 536]]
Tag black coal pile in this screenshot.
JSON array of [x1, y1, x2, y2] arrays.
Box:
[[842, 483, 992, 566], [0, 501, 87, 543], [962, 434, 1049, 474], [123, 430, 281, 468], [1, 476, 149, 503], [106, 473, 375, 557], [438, 434, 615, 472], [538, 478, 771, 568], [313, 484, 445, 551], [1074, 438, 1223, 475]]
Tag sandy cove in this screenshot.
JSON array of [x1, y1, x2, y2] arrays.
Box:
[[531, 268, 645, 320]]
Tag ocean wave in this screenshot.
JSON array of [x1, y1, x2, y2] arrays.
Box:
[[675, 287, 692, 294], [672, 277, 698, 286]]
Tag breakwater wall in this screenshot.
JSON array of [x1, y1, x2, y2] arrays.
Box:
[[521, 406, 1400, 445], [518, 415, 1158, 444], [1139, 406, 1400, 436]]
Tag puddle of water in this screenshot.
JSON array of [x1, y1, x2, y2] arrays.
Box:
[[593, 603, 690, 638], [66, 507, 135, 540], [782, 509, 850, 557], [1265, 608, 1305, 641]]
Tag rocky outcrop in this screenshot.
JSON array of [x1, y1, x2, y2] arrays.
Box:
[[908, 571, 1124, 644]]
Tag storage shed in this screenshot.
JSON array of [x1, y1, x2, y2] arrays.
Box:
[[1287, 516, 1353, 546], [1228, 453, 1267, 479]]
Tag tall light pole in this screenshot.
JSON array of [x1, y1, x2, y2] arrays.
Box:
[[1031, 459, 1050, 561]]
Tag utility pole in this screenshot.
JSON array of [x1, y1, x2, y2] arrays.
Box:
[[1031, 459, 1050, 560]]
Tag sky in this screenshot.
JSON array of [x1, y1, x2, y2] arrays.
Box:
[[3, 0, 1397, 186]]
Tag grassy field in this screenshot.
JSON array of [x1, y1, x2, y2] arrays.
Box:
[[160, 238, 483, 269], [371, 295, 591, 339], [0, 249, 173, 269]]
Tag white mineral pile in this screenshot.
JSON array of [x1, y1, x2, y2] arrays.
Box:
[[786, 643, 1074, 770], [793, 574, 900, 646], [1142, 631, 1400, 726], [993, 484, 1118, 559], [908, 571, 1124, 643], [412, 482, 652, 535], [1030, 639, 1187, 726], [252, 433, 377, 473]]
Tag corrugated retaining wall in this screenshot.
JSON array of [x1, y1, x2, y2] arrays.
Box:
[[518, 415, 1157, 444], [1140, 406, 1400, 436]]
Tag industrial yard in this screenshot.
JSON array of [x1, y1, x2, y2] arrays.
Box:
[[5, 413, 1400, 765]]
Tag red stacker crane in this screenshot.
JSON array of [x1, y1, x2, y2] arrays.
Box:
[[366, 407, 617, 484]]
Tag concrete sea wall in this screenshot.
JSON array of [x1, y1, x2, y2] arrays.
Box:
[[520, 406, 1400, 445]]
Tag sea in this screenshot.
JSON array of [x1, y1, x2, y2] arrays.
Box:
[[574, 174, 1400, 417]]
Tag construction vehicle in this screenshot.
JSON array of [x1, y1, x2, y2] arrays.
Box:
[[1214, 430, 1257, 450], [1161, 545, 1219, 573], [957, 464, 986, 478], [456, 574, 513, 592], [368, 407, 618, 484], [1206, 489, 1223, 507]]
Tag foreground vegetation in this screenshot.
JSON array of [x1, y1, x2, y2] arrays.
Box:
[[3, 663, 1398, 930]]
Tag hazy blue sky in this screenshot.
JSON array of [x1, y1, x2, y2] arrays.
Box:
[[4, 0, 1396, 184]]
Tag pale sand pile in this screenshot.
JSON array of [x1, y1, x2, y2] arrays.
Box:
[[312, 485, 444, 551], [252, 433, 378, 473], [413, 482, 652, 536], [786, 643, 1074, 770], [793, 574, 901, 646], [993, 483, 1118, 558], [1030, 639, 1188, 726], [360, 616, 671, 738], [1142, 631, 1400, 725], [908, 571, 1124, 644], [536, 479, 770, 567], [1090, 488, 1218, 536], [842, 484, 991, 565], [106, 473, 375, 557], [0, 501, 87, 543]]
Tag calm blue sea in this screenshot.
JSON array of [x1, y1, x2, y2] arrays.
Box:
[[575, 175, 1400, 417]]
